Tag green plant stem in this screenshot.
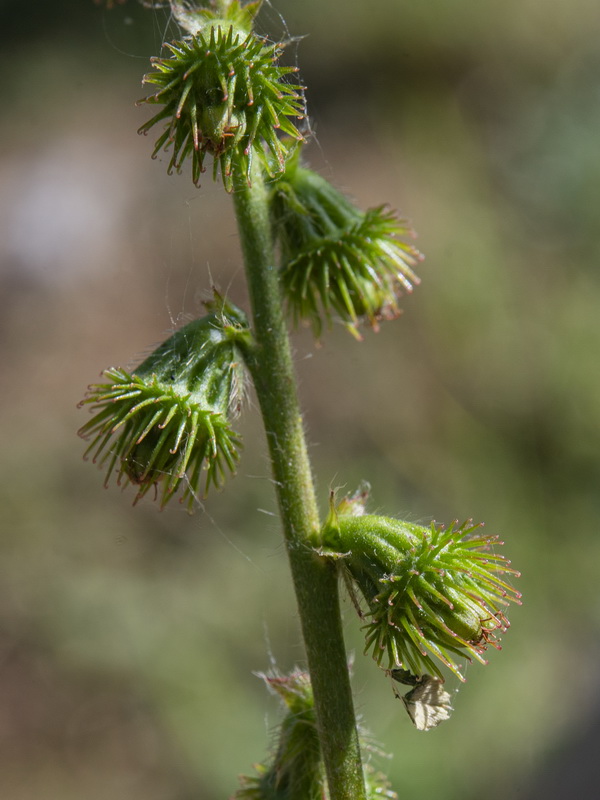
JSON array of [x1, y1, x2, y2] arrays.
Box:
[[232, 159, 367, 800]]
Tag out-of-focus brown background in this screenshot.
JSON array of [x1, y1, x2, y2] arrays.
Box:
[[2, 1, 600, 798]]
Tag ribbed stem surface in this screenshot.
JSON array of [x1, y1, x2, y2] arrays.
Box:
[[233, 161, 366, 800]]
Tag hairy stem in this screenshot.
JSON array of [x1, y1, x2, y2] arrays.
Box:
[[232, 160, 367, 800]]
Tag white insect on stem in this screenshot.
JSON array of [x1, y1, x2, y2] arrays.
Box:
[[390, 669, 453, 731]]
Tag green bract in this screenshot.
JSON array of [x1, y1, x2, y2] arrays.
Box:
[[138, 1, 305, 191], [270, 153, 422, 338], [78, 300, 249, 511], [171, 0, 264, 36], [234, 670, 396, 800], [320, 500, 521, 681], [235, 671, 323, 800]]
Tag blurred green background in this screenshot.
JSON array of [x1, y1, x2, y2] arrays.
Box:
[[1, 1, 600, 798]]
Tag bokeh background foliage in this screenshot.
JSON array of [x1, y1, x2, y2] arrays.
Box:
[[1, 0, 600, 798]]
